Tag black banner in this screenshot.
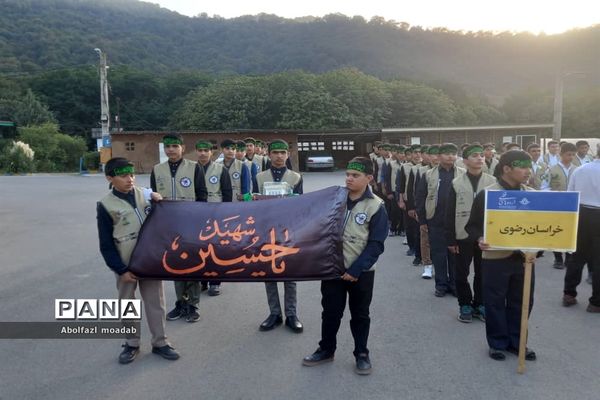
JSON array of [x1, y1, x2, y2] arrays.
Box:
[[129, 186, 348, 281]]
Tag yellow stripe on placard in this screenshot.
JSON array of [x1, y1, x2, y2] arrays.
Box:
[[485, 210, 578, 252]]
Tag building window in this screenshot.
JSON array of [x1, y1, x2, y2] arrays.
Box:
[[298, 141, 325, 151], [332, 140, 354, 151], [125, 142, 135, 151]]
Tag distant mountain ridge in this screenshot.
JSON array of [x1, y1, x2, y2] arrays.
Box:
[[1, 0, 599, 97]]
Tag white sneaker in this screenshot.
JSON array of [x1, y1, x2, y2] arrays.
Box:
[[421, 265, 433, 279], [402, 238, 408, 245]]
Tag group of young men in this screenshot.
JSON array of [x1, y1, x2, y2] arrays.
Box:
[[97, 135, 388, 375], [369, 138, 599, 361], [96, 133, 597, 371]]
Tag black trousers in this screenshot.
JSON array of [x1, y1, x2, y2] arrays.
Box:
[[483, 257, 534, 350], [389, 197, 403, 234], [564, 206, 600, 306], [455, 239, 483, 307], [319, 272, 375, 356]]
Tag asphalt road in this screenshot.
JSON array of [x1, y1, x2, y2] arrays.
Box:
[[0, 172, 598, 400]]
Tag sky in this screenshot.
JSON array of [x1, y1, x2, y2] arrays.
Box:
[[150, 0, 599, 34]]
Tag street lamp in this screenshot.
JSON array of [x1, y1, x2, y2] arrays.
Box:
[[552, 71, 585, 141]]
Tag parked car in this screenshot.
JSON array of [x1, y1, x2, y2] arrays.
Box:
[[305, 151, 335, 171]]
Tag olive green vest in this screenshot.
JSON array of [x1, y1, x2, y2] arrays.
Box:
[[452, 172, 496, 240], [548, 163, 577, 191], [246, 154, 264, 173], [425, 166, 465, 220], [482, 182, 534, 260], [202, 162, 225, 202], [99, 187, 148, 265], [152, 158, 197, 201], [343, 193, 384, 271], [220, 158, 244, 202], [255, 168, 301, 194]]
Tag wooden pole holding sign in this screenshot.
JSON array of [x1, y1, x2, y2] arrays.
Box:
[[517, 252, 536, 374]]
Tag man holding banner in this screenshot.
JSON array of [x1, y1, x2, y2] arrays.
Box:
[[465, 150, 538, 362], [255, 139, 304, 333], [303, 157, 388, 375]]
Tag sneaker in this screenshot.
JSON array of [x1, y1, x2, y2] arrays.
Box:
[[412, 257, 422, 266], [208, 285, 221, 296], [388, 230, 396, 237], [421, 265, 433, 279], [458, 305, 473, 323], [507, 347, 536, 361], [586, 273, 593, 285], [302, 348, 334, 366], [355, 353, 372, 375], [489, 348, 506, 361], [402, 238, 408, 245], [473, 305, 486, 322], [562, 294, 577, 307], [200, 282, 208, 291], [118, 344, 139, 364], [406, 249, 415, 256], [185, 305, 200, 323], [434, 289, 446, 298], [399, 231, 406, 237], [166, 301, 186, 321], [553, 261, 565, 269]]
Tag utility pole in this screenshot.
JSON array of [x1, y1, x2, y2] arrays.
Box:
[[552, 71, 585, 141], [94, 48, 110, 171], [94, 48, 110, 146]]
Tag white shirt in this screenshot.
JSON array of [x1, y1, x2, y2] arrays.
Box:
[[568, 159, 600, 207], [546, 153, 559, 167]]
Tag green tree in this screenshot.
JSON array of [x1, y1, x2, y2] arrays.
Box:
[[17, 123, 86, 171]]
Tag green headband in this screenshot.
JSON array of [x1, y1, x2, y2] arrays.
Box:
[[163, 137, 182, 146], [236, 144, 246, 150], [427, 147, 440, 155], [195, 141, 212, 150], [347, 162, 366, 173], [269, 142, 289, 151], [113, 165, 135, 176], [510, 159, 532, 168], [439, 145, 458, 154], [464, 146, 484, 158]]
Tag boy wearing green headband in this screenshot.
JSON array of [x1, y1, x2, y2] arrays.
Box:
[[465, 150, 538, 361], [482, 143, 499, 175], [244, 137, 266, 173], [445, 144, 496, 322], [396, 147, 419, 256], [97, 158, 180, 364], [255, 139, 304, 333], [218, 139, 251, 201], [415, 143, 464, 297], [412, 145, 440, 279], [303, 157, 388, 375], [152, 135, 208, 323], [405, 146, 424, 266]]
